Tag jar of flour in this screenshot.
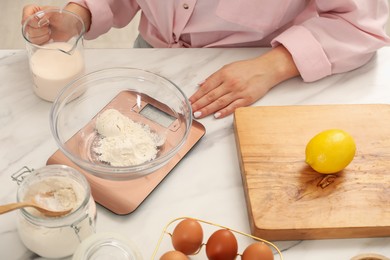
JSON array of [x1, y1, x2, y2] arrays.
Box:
[[12, 165, 97, 258]]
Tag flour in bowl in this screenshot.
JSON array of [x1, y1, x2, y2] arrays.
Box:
[[94, 108, 159, 166]]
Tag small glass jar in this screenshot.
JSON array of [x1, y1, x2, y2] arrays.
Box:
[[72, 232, 143, 260], [13, 165, 97, 259]]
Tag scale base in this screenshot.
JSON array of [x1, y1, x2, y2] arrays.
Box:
[[47, 120, 205, 215]]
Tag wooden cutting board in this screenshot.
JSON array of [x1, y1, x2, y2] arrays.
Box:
[[233, 104, 390, 240]]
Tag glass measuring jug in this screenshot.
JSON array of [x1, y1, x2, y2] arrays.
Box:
[[22, 8, 86, 102]]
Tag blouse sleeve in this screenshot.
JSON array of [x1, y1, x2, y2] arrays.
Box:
[[69, 0, 140, 40], [271, 0, 390, 82]]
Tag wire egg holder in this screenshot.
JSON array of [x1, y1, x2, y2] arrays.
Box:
[[152, 216, 284, 259]]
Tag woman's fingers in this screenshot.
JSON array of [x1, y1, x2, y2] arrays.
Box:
[[193, 90, 248, 119], [190, 74, 222, 102], [191, 79, 256, 119], [22, 5, 52, 45], [190, 75, 225, 118], [22, 5, 42, 25]]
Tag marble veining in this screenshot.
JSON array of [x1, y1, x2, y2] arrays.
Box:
[[0, 48, 390, 259]]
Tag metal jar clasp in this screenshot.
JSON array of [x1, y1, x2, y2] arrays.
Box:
[[11, 166, 34, 185]]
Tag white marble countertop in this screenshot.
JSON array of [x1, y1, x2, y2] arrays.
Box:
[[0, 47, 390, 260]]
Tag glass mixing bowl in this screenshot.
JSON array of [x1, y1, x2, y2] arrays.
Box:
[[50, 68, 192, 180]]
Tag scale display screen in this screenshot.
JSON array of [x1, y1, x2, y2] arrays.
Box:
[[140, 103, 177, 128]]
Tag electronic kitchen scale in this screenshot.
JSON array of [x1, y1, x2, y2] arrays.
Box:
[[46, 91, 205, 215]]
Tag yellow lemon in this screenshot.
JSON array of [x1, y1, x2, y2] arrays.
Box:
[[305, 129, 356, 174]]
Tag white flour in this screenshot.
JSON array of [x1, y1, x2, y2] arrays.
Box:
[[94, 109, 159, 166], [24, 178, 82, 217], [34, 187, 78, 212]]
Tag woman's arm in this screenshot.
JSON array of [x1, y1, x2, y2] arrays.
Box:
[[69, 0, 140, 40], [65, 3, 91, 32], [272, 0, 390, 82], [190, 0, 390, 119]]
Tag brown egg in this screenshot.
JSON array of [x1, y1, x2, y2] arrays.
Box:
[[171, 218, 203, 255], [241, 242, 274, 260], [205, 229, 238, 260], [160, 250, 189, 260]]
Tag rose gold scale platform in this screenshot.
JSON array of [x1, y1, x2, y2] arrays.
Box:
[[46, 91, 205, 215]]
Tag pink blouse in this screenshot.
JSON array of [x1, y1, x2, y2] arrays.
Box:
[[71, 0, 390, 82]]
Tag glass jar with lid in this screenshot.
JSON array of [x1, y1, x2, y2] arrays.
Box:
[[72, 232, 143, 260], [12, 165, 97, 259]]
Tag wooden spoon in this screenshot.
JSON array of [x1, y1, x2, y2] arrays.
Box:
[[0, 201, 72, 217]]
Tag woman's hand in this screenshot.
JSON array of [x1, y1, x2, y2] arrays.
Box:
[[22, 5, 55, 45], [21, 4, 91, 45], [189, 45, 300, 119]]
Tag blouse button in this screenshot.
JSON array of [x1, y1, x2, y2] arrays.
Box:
[[183, 3, 189, 9]]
